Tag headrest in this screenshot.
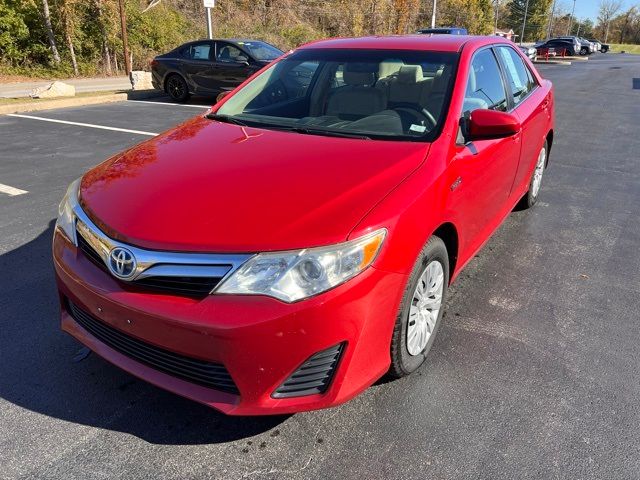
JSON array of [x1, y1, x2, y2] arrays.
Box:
[[378, 59, 404, 79], [343, 63, 377, 86], [397, 65, 423, 84]]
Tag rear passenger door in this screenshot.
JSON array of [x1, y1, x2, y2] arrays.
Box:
[[495, 45, 550, 196], [181, 41, 217, 92]]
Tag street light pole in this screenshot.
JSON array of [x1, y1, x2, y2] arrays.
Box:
[[547, 0, 557, 38], [206, 7, 213, 39], [204, 0, 215, 39], [117, 0, 131, 75], [519, 0, 530, 45], [431, 0, 437, 28], [567, 0, 576, 35]]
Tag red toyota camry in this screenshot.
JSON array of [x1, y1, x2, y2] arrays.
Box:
[[53, 35, 554, 415]]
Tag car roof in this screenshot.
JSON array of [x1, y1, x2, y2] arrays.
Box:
[[182, 38, 270, 45], [299, 35, 505, 53]]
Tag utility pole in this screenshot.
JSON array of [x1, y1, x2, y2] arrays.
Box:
[[117, 0, 131, 75], [567, 0, 576, 35], [431, 0, 437, 28], [494, 0, 499, 32], [547, 0, 557, 38], [204, 0, 215, 39], [520, 0, 530, 45]]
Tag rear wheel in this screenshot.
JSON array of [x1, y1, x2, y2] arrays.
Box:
[[389, 236, 449, 378], [166, 74, 190, 102], [518, 140, 548, 209]]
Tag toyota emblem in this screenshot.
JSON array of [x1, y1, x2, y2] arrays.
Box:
[[108, 247, 137, 279]]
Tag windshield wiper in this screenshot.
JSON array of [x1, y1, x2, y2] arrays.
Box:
[[205, 113, 248, 126], [289, 126, 371, 140]]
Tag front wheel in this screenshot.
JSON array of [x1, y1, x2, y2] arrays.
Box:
[[389, 236, 449, 378], [580, 47, 589, 55]]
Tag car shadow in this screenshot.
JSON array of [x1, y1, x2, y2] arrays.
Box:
[[0, 221, 289, 445]]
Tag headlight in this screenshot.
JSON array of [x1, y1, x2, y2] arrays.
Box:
[[56, 178, 81, 244], [216, 229, 386, 302]]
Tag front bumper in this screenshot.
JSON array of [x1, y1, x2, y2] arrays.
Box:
[[53, 229, 407, 415]]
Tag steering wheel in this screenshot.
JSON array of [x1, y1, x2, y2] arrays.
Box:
[[391, 103, 438, 130]]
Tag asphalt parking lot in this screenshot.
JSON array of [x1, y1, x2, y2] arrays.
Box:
[[1, 54, 640, 479]]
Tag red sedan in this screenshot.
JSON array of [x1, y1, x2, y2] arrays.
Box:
[[53, 35, 554, 415]]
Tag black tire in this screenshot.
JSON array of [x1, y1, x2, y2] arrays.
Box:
[[389, 236, 449, 378], [518, 140, 548, 209], [580, 47, 588, 55], [165, 74, 190, 103]]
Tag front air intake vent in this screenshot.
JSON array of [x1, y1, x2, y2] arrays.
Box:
[[272, 343, 344, 398], [66, 299, 239, 394]]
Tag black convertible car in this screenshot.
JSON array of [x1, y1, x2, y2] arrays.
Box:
[[151, 39, 283, 102]]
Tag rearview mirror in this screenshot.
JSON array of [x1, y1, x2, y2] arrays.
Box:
[[216, 91, 231, 103], [466, 109, 520, 141]]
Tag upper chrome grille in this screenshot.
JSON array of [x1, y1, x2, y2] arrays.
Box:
[[71, 203, 252, 297]]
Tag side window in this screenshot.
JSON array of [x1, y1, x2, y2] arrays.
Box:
[[463, 48, 508, 115], [188, 43, 212, 61], [216, 44, 246, 63], [496, 46, 536, 105]]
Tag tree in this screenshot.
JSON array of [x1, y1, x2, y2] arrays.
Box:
[[0, 3, 30, 65], [506, 0, 553, 42], [598, 0, 623, 42], [60, 0, 79, 75], [40, 0, 60, 64]]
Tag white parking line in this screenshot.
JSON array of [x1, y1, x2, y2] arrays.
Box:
[[7, 114, 158, 136], [0, 183, 28, 196], [127, 100, 211, 109]]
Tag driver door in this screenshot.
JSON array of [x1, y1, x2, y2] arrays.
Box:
[[449, 47, 521, 258], [212, 42, 257, 93]]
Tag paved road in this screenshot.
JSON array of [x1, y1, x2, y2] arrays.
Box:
[[1, 54, 640, 479], [0, 76, 132, 98]]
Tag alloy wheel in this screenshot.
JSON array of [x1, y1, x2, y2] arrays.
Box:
[[168, 76, 185, 99], [406, 260, 444, 356], [531, 146, 546, 198]]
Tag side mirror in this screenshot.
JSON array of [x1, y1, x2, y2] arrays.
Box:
[[466, 109, 520, 141], [236, 55, 249, 65], [216, 90, 231, 103]]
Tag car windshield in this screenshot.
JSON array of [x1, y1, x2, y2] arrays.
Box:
[[216, 48, 458, 141], [237, 41, 283, 61]]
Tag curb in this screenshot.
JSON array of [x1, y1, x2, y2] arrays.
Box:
[[0, 90, 163, 115], [533, 60, 572, 65]]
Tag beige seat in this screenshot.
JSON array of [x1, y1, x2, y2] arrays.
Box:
[[387, 65, 433, 107], [424, 64, 454, 120], [326, 64, 387, 120]]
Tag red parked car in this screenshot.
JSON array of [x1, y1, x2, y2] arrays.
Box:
[[53, 35, 554, 415]]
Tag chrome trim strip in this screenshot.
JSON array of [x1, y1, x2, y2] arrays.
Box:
[[136, 264, 232, 280], [72, 203, 253, 289]]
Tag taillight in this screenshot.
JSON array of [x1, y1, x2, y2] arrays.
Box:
[[150, 59, 158, 68]]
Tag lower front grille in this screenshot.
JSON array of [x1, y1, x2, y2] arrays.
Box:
[[66, 300, 239, 395], [132, 276, 221, 296], [272, 343, 344, 398]]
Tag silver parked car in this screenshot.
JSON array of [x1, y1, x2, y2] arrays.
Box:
[[518, 45, 537, 60]]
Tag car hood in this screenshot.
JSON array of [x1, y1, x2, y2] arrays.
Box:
[[80, 116, 429, 252]]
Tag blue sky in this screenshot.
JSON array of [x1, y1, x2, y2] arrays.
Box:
[[573, 0, 632, 22]]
